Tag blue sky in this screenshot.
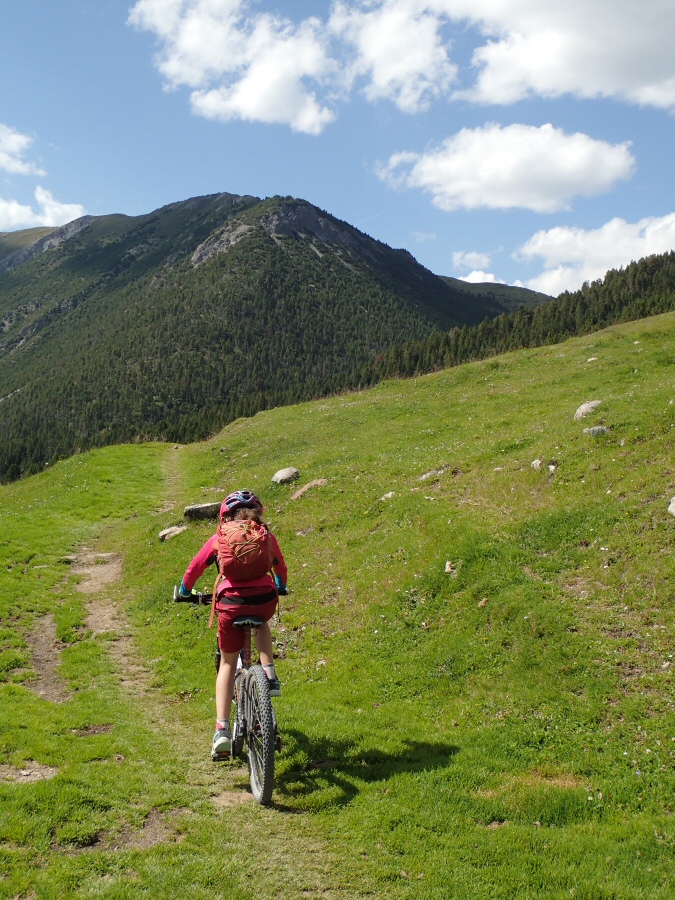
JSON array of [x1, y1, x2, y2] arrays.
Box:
[[3, 0, 675, 295]]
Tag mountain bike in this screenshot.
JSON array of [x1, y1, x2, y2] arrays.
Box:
[[173, 586, 280, 805]]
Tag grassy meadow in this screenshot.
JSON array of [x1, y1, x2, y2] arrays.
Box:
[[1, 312, 674, 898]]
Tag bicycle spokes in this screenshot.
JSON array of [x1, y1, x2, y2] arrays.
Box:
[[244, 666, 275, 804]]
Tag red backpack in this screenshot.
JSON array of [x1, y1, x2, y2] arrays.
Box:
[[217, 519, 274, 580], [209, 520, 274, 627]]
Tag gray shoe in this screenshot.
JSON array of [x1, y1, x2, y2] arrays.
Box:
[[211, 724, 231, 759], [267, 675, 282, 697]]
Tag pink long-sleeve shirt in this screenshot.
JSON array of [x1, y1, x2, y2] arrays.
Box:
[[183, 531, 287, 599]]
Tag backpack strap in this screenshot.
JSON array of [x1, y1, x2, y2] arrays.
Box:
[[209, 569, 222, 629]]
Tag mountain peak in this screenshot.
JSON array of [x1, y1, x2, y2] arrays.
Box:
[[0, 189, 547, 482]]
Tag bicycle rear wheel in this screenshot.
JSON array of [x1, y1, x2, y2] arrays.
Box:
[[232, 670, 246, 760], [244, 665, 275, 805]]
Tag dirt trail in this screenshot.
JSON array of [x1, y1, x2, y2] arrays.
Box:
[[23, 548, 125, 703], [1, 761, 59, 783], [25, 613, 71, 702], [152, 444, 185, 516], [23, 446, 367, 896], [72, 549, 123, 593]]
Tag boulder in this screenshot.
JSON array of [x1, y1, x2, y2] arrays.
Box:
[[419, 467, 447, 481], [668, 497, 675, 518], [184, 502, 221, 520], [574, 400, 602, 420], [159, 525, 188, 542], [290, 478, 328, 500], [272, 467, 300, 484], [583, 426, 610, 436]]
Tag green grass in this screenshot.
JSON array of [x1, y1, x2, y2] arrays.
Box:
[[1, 313, 674, 898]]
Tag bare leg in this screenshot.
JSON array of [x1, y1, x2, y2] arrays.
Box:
[[253, 622, 275, 667], [215, 650, 239, 724]]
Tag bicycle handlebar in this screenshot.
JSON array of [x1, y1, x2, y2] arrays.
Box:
[[172, 585, 288, 603], [173, 585, 211, 604]]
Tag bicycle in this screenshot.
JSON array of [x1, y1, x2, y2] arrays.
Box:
[[173, 585, 281, 805]]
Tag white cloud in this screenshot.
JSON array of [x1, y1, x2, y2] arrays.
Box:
[[329, 0, 456, 113], [129, 0, 456, 127], [453, 249, 491, 270], [335, 1, 675, 112], [460, 269, 503, 284], [412, 230, 437, 242], [191, 18, 335, 133], [437, 0, 675, 110], [0, 187, 85, 231], [517, 212, 675, 295], [0, 124, 46, 176], [377, 123, 635, 213], [128, 0, 335, 134], [129, 1, 675, 132]]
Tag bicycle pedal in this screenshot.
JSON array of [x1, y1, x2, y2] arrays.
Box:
[[211, 750, 231, 762]]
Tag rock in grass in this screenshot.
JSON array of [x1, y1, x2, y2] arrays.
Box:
[[531, 459, 542, 471], [583, 426, 610, 436], [574, 400, 602, 420], [291, 478, 328, 500], [272, 467, 300, 484], [668, 497, 675, 518], [184, 502, 221, 520], [159, 525, 188, 541]]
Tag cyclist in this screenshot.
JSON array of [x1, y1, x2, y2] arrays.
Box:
[[178, 490, 287, 759]]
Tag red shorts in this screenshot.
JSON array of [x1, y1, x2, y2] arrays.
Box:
[[216, 597, 278, 653]]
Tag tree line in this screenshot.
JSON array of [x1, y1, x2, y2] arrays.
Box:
[[1, 227, 674, 483], [360, 251, 675, 382]]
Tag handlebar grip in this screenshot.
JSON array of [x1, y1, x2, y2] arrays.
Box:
[[173, 585, 212, 604], [174, 584, 199, 603]]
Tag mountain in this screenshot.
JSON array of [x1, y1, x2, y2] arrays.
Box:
[[0, 192, 538, 482], [440, 275, 552, 312], [0, 226, 56, 263]]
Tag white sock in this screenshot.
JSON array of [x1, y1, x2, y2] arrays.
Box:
[[263, 664, 276, 680]]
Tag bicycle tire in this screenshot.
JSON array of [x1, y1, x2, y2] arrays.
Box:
[[232, 670, 246, 760], [245, 665, 275, 805]]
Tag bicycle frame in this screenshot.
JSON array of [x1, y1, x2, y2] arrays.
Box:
[[173, 588, 277, 804]]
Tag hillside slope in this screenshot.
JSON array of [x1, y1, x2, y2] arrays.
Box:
[[0, 193, 515, 482], [441, 274, 553, 311], [0, 226, 56, 263], [1, 311, 674, 897]]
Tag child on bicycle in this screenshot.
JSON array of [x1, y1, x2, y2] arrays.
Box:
[[178, 490, 287, 759]]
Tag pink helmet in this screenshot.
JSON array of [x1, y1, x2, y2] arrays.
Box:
[[220, 489, 263, 520]]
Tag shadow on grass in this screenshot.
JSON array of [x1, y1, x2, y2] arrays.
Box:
[[273, 729, 460, 812]]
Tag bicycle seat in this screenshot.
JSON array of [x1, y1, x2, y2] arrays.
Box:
[[232, 615, 265, 629]]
